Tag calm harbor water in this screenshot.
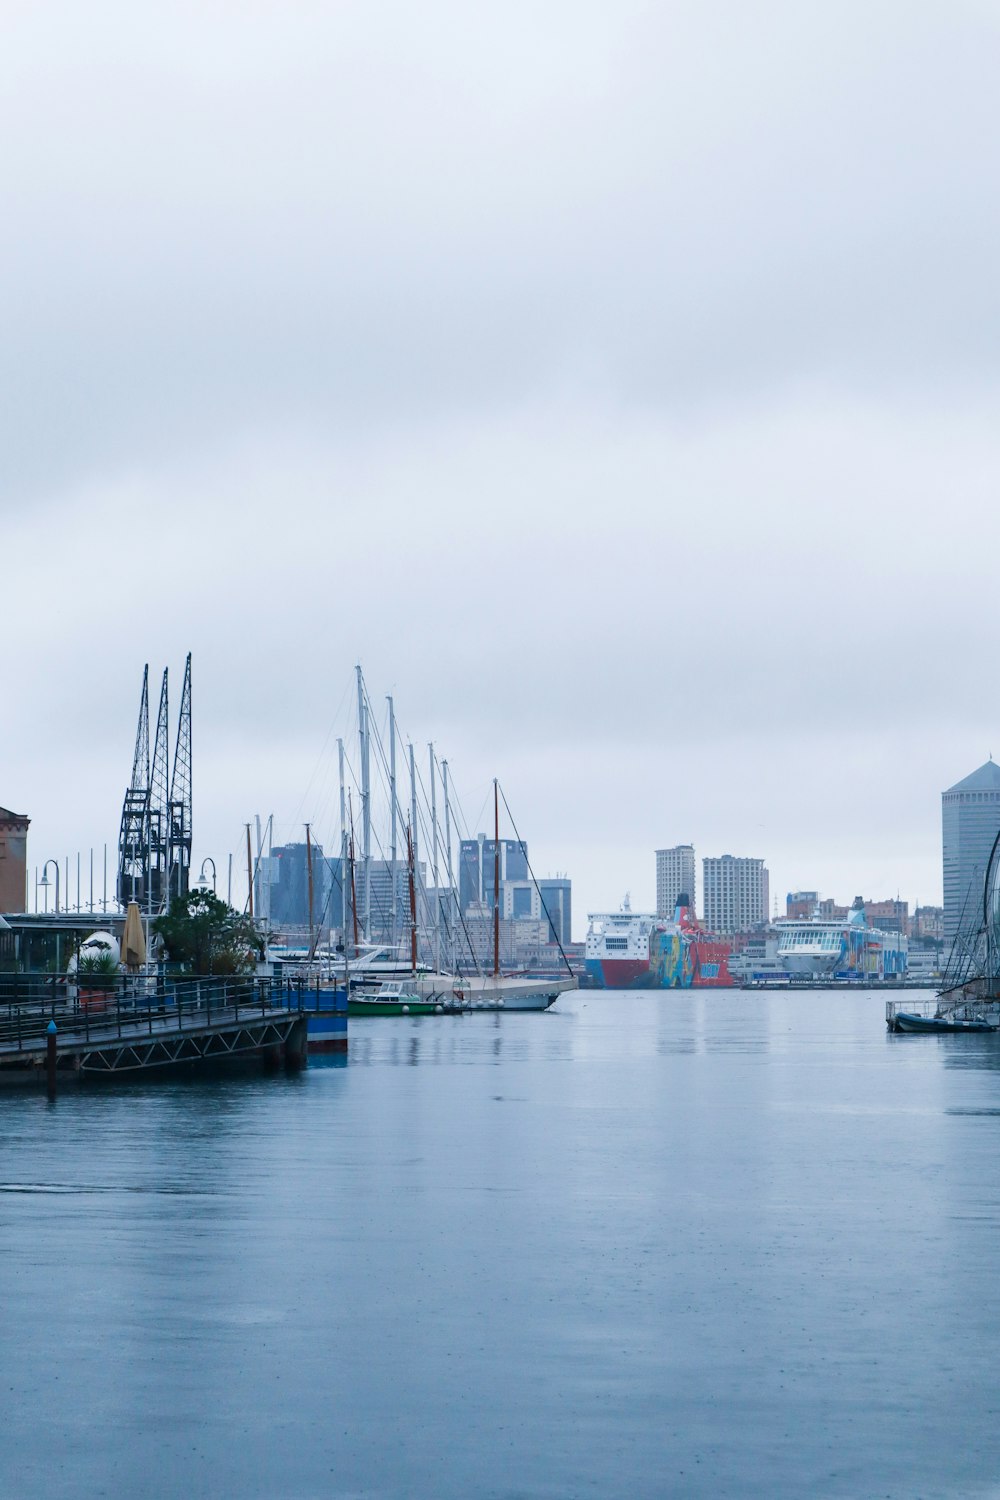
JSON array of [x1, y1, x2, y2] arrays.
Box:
[[4, 987, 1000, 1499]]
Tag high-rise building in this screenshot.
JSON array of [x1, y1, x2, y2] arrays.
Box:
[[459, 837, 528, 912], [262, 848, 426, 943], [942, 760, 1000, 954], [655, 845, 696, 918], [264, 842, 334, 931], [702, 855, 769, 935], [538, 878, 572, 946]]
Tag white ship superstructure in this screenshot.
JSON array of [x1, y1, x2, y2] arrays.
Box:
[[585, 907, 657, 969], [729, 905, 907, 983], [776, 921, 851, 977]]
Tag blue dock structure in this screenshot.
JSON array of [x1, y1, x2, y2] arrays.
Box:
[[275, 983, 348, 1052], [0, 973, 344, 1086]]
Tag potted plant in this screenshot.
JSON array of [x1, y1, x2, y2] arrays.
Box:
[[77, 948, 120, 1013]]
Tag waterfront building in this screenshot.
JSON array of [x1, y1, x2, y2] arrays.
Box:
[[942, 760, 1000, 954], [786, 891, 818, 920], [863, 898, 908, 936], [702, 855, 769, 935], [0, 807, 29, 914], [817, 897, 848, 920], [912, 905, 944, 943], [655, 845, 696, 919]]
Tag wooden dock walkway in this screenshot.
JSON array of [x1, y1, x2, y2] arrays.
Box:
[[0, 975, 313, 1086]]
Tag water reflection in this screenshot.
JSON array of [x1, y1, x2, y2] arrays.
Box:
[[4, 990, 1000, 1500]]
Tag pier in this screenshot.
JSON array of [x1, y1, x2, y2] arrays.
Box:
[[0, 974, 319, 1086]]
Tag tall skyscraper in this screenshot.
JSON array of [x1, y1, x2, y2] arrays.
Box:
[[538, 878, 572, 946], [458, 836, 528, 911], [942, 760, 1000, 954], [655, 845, 696, 918], [702, 855, 769, 934]]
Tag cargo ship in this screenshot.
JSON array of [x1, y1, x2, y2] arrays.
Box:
[[585, 896, 733, 989]]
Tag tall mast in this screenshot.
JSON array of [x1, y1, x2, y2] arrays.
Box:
[[254, 813, 263, 923], [409, 741, 418, 964], [407, 822, 418, 973], [265, 815, 273, 927], [246, 823, 254, 920], [388, 694, 397, 949], [493, 778, 501, 979], [442, 759, 455, 972], [429, 744, 440, 974], [305, 822, 315, 958], [338, 737, 348, 950], [348, 792, 359, 949], [356, 665, 370, 942]]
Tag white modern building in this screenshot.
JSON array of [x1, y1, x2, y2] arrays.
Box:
[[942, 759, 1000, 956], [655, 844, 696, 918], [703, 855, 769, 935]]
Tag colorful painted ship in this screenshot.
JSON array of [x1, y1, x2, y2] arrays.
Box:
[[585, 897, 733, 989]]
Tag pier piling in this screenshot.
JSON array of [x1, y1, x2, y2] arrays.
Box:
[[46, 1020, 57, 1100]]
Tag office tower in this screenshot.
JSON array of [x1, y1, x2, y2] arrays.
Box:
[[942, 760, 1000, 954]]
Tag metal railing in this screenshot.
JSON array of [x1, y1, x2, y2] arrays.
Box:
[[886, 993, 1000, 1026], [0, 972, 346, 1054]]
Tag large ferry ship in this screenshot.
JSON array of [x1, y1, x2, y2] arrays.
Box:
[[585, 897, 733, 988], [727, 903, 907, 984]]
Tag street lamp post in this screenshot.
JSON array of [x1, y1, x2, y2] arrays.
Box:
[[199, 857, 217, 894], [39, 860, 60, 914]]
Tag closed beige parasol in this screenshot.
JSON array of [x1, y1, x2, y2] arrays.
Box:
[[122, 901, 147, 969]]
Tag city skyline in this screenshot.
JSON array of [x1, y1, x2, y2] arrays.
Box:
[[5, 722, 966, 942], [4, 3, 999, 935]]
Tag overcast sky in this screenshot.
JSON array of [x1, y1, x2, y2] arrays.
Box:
[[4, 1, 1000, 933]]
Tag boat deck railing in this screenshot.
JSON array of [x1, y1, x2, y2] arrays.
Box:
[[886, 993, 1000, 1027]]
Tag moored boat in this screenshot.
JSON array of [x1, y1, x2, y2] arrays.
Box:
[[585, 896, 732, 989], [891, 1011, 996, 1033], [348, 982, 440, 1017]]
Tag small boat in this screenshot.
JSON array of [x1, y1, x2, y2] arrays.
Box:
[[892, 1011, 997, 1034], [347, 982, 440, 1017]]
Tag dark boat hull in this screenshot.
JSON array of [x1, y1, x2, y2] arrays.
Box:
[[892, 1012, 997, 1034]]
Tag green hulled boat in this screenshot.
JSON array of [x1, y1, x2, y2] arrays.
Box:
[[348, 982, 440, 1017]]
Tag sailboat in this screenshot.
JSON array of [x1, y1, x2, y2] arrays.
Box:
[[285, 667, 576, 1017], [348, 825, 440, 1015], [410, 780, 577, 1012]]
